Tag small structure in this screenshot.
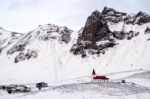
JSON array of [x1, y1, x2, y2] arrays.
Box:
[[36, 82, 48, 90], [92, 69, 109, 82]]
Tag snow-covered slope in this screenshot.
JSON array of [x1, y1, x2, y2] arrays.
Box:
[[0, 27, 22, 53]]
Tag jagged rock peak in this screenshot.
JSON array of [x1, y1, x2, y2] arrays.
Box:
[[102, 6, 127, 16], [134, 11, 150, 25], [136, 11, 149, 17], [91, 10, 101, 16], [102, 6, 116, 14], [85, 10, 101, 27], [28, 23, 73, 43]]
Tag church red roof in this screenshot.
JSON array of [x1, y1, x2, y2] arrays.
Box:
[[93, 76, 109, 80]]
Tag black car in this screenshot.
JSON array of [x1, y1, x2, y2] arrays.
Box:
[[36, 82, 48, 90]]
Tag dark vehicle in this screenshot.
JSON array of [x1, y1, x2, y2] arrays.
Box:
[[7, 87, 17, 94], [6, 85, 31, 94], [0, 85, 7, 90], [121, 80, 126, 83], [36, 82, 48, 90]]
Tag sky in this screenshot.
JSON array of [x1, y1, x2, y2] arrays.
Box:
[[0, 0, 150, 33]]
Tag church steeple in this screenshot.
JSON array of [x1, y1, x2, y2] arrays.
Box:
[[92, 69, 96, 75]]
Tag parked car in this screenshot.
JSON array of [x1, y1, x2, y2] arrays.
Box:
[[6, 85, 31, 94], [36, 82, 48, 90], [121, 80, 126, 83]]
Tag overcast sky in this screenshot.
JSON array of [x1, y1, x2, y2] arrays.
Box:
[[0, 0, 149, 33]]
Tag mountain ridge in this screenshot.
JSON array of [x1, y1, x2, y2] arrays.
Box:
[[0, 7, 150, 84]]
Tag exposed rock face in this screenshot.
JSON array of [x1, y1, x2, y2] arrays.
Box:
[[60, 26, 72, 43], [14, 49, 38, 63], [7, 43, 27, 55], [71, 7, 150, 57], [125, 11, 150, 25], [71, 8, 116, 57], [36, 24, 73, 43], [102, 7, 127, 23], [134, 11, 150, 25], [145, 27, 150, 34], [82, 10, 110, 43]]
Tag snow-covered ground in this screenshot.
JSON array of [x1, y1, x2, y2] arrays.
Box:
[[0, 79, 150, 99], [0, 68, 150, 99]]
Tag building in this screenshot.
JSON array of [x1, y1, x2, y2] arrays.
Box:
[[92, 69, 109, 81]]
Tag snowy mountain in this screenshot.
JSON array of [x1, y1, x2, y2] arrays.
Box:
[[0, 23, 76, 83], [71, 7, 150, 57], [1, 24, 73, 63], [0, 7, 150, 99]]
